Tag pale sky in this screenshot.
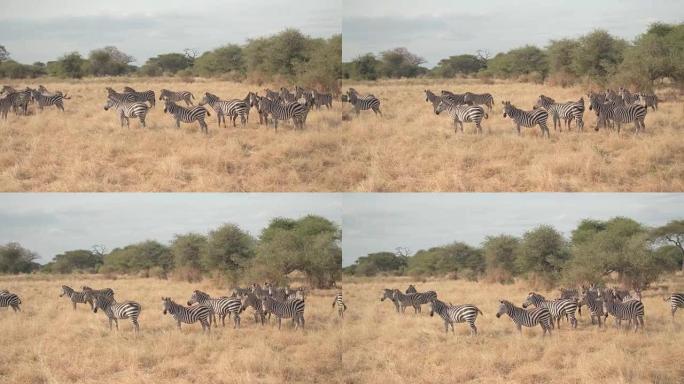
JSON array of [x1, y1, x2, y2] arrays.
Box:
[[0, 193, 341, 263], [343, 0, 684, 67], [0, 0, 341, 64], [341, 193, 684, 266]]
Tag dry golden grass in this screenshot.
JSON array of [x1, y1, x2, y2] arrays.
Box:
[[342, 276, 684, 384], [341, 78, 684, 191], [0, 274, 342, 384], [0, 77, 343, 191]]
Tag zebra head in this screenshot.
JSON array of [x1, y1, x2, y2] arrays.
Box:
[[92, 294, 111, 313], [162, 297, 175, 315], [522, 292, 543, 308], [59, 285, 72, 297], [188, 290, 210, 306], [502, 101, 513, 118], [496, 300, 512, 318], [163, 99, 176, 114], [428, 298, 443, 317], [103, 97, 117, 111], [434, 100, 449, 115], [380, 289, 395, 302], [159, 89, 169, 101], [200, 92, 219, 106]]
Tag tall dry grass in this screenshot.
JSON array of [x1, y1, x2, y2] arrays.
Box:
[[0, 274, 342, 384], [342, 275, 684, 384], [0, 78, 343, 191], [342, 78, 684, 191]]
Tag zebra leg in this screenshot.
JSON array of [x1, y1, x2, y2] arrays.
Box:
[[516, 323, 522, 335], [277, 317, 282, 330], [114, 318, 119, 330], [57, 101, 64, 111], [132, 318, 139, 333], [234, 313, 240, 329], [516, 124, 521, 136], [108, 318, 113, 331], [72, 300, 77, 310], [375, 107, 382, 116], [139, 115, 146, 128], [469, 322, 477, 335]]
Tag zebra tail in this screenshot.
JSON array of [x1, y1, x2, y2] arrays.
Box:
[[477, 308, 483, 316], [206, 109, 211, 116], [190, 93, 195, 99], [62, 94, 71, 99], [484, 112, 489, 119]]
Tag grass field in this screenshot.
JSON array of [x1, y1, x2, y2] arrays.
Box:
[[342, 276, 684, 384], [0, 78, 343, 192], [341, 78, 684, 192], [0, 275, 342, 384]]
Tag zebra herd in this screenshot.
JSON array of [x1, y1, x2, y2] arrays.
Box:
[[380, 284, 684, 336], [0, 85, 70, 119]]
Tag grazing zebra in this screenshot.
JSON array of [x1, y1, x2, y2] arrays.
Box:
[[429, 298, 482, 335], [261, 295, 305, 330], [187, 290, 242, 328], [464, 92, 494, 111], [265, 89, 282, 101], [92, 294, 141, 333], [424, 89, 443, 111], [332, 292, 346, 318], [30, 89, 67, 111], [496, 299, 552, 336], [522, 292, 578, 329], [392, 289, 437, 314], [0, 292, 21, 312], [601, 289, 645, 331], [313, 90, 333, 109], [664, 293, 684, 319], [406, 284, 417, 294], [380, 289, 400, 313], [199, 92, 249, 128], [440, 90, 468, 105], [280, 87, 297, 103], [104, 97, 149, 128], [239, 292, 266, 325], [6, 88, 31, 115], [502, 101, 550, 138], [111, 87, 156, 107], [637, 93, 658, 111], [162, 297, 212, 333], [163, 100, 210, 134], [612, 103, 647, 134], [255, 96, 307, 130], [345, 89, 381, 116], [588, 92, 617, 131], [107, 87, 137, 103], [579, 288, 606, 327], [435, 100, 488, 134], [60, 285, 93, 310], [159, 89, 194, 106], [534, 95, 584, 131]]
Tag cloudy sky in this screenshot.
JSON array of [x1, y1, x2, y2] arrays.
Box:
[[0, 193, 341, 263], [0, 0, 341, 65], [342, 193, 684, 266], [343, 0, 684, 67]]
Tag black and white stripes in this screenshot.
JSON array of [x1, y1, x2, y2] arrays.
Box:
[[345, 89, 381, 116], [163, 100, 211, 134], [429, 298, 482, 335], [261, 295, 305, 330], [162, 297, 212, 333], [0, 290, 21, 312], [104, 97, 149, 128], [159, 89, 194, 106], [333, 292, 346, 318], [496, 299, 552, 336], [665, 293, 684, 319], [502, 101, 550, 138], [187, 290, 242, 328], [435, 100, 488, 134], [92, 294, 141, 333]]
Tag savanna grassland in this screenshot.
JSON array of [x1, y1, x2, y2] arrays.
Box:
[[0, 274, 342, 384], [0, 78, 344, 192], [341, 78, 684, 192], [342, 276, 684, 384]]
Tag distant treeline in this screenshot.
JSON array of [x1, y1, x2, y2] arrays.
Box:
[[343, 218, 684, 288], [0, 215, 341, 288], [342, 22, 684, 89], [0, 29, 341, 91]]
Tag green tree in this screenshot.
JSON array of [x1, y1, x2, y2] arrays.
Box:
[[204, 224, 255, 277], [193, 45, 245, 77], [486, 45, 548, 79], [141, 53, 193, 76], [547, 38, 579, 75], [351, 251, 408, 276], [407, 242, 483, 279], [0, 45, 9, 62], [50, 52, 87, 79], [482, 235, 520, 282], [46, 249, 102, 274], [0, 242, 39, 274], [171, 233, 207, 271], [379, 47, 427, 78], [516, 225, 569, 283], [432, 54, 487, 77], [651, 220, 684, 271], [343, 53, 381, 80], [572, 30, 627, 82], [88, 46, 134, 76]]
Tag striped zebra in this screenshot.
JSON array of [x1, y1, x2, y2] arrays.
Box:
[[534, 95, 584, 131], [255, 96, 308, 130], [496, 299, 552, 336], [380, 288, 400, 313], [619, 87, 639, 105], [162, 297, 212, 333], [159, 89, 194, 106], [280, 87, 297, 103], [346, 89, 381, 116], [239, 292, 266, 325], [261, 295, 305, 330], [0, 291, 21, 312], [199, 92, 249, 128], [163, 100, 210, 134], [187, 290, 242, 328], [502, 101, 550, 138], [0, 96, 12, 120], [435, 100, 488, 134], [588, 92, 617, 131], [605, 89, 624, 105], [464, 92, 494, 111], [429, 298, 482, 334], [559, 288, 579, 300], [251, 283, 268, 298], [7, 88, 31, 115], [92, 294, 141, 333], [612, 103, 647, 134], [108, 87, 156, 107], [406, 284, 417, 294], [37, 85, 63, 96], [104, 97, 149, 128], [601, 289, 645, 331], [30, 89, 68, 111], [440, 90, 468, 105], [265, 89, 282, 101], [579, 287, 606, 327], [392, 289, 437, 314], [637, 93, 658, 111], [664, 293, 684, 319], [60, 285, 93, 310], [332, 292, 346, 318], [313, 90, 333, 109], [522, 292, 578, 329], [122, 86, 137, 93], [231, 287, 252, 297], [82, 286, 115, 297], [424, 89, 443, 111]]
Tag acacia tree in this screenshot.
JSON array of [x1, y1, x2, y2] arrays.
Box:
[[651, 220, 684, 271]]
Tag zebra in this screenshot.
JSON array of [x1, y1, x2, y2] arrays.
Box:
[[380, 288, 400, 313], [265, 89, 282, 101], [60, 285, 94, 310], [588, 92, 617, 131], [280, 87, 297, 103], [637, 93, 658, 111], [0, 96, 12, 120], [255, 96, 307, 130], [106, 87, 137, 103], [122, 86, 136, 93], [464, 92, 494, 111], [0, 291, 21, 312], [104, 97, 149, 128], [534, 95, 584, 131], [199, 92, 249, 128], [619, 87, 639, 105], [435, 100, 488, 134], [579, 287, 606, 327], [162, 297, 212, 333], [163, 100, 210, 134], [30, 89, 67, 111], [250, 283, 268, 298], [406, 284, 417, 294], [601, 289, 645, 331], [239, 292, 266, 325], [92, 294, 141, 333], [496, 299, 552, 336], [424, 89, 443, 111], [159, 89, 194, 106], [611, 103, 647, 134], [522, 292, 578, 329], [392, 289, 437, 314], [333, 292, 346, 318], [440, 90, 468, 105], [559, 288, 579, 300], [502, 101, 550, 138], [261, 295, 305, 330], [108, 87, 156, 107], [6, 88, 31, 115], [313, 90, 333, 109], [187, 290, 241, 328], [345, 89, 381, 116], [231, 287, 252, 298], [664, 293, 684, 319], [429, 298, 482, 335], [605, 89, 624, 105], [620, 288, 642, 302], [37, 85, 63, 96]]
